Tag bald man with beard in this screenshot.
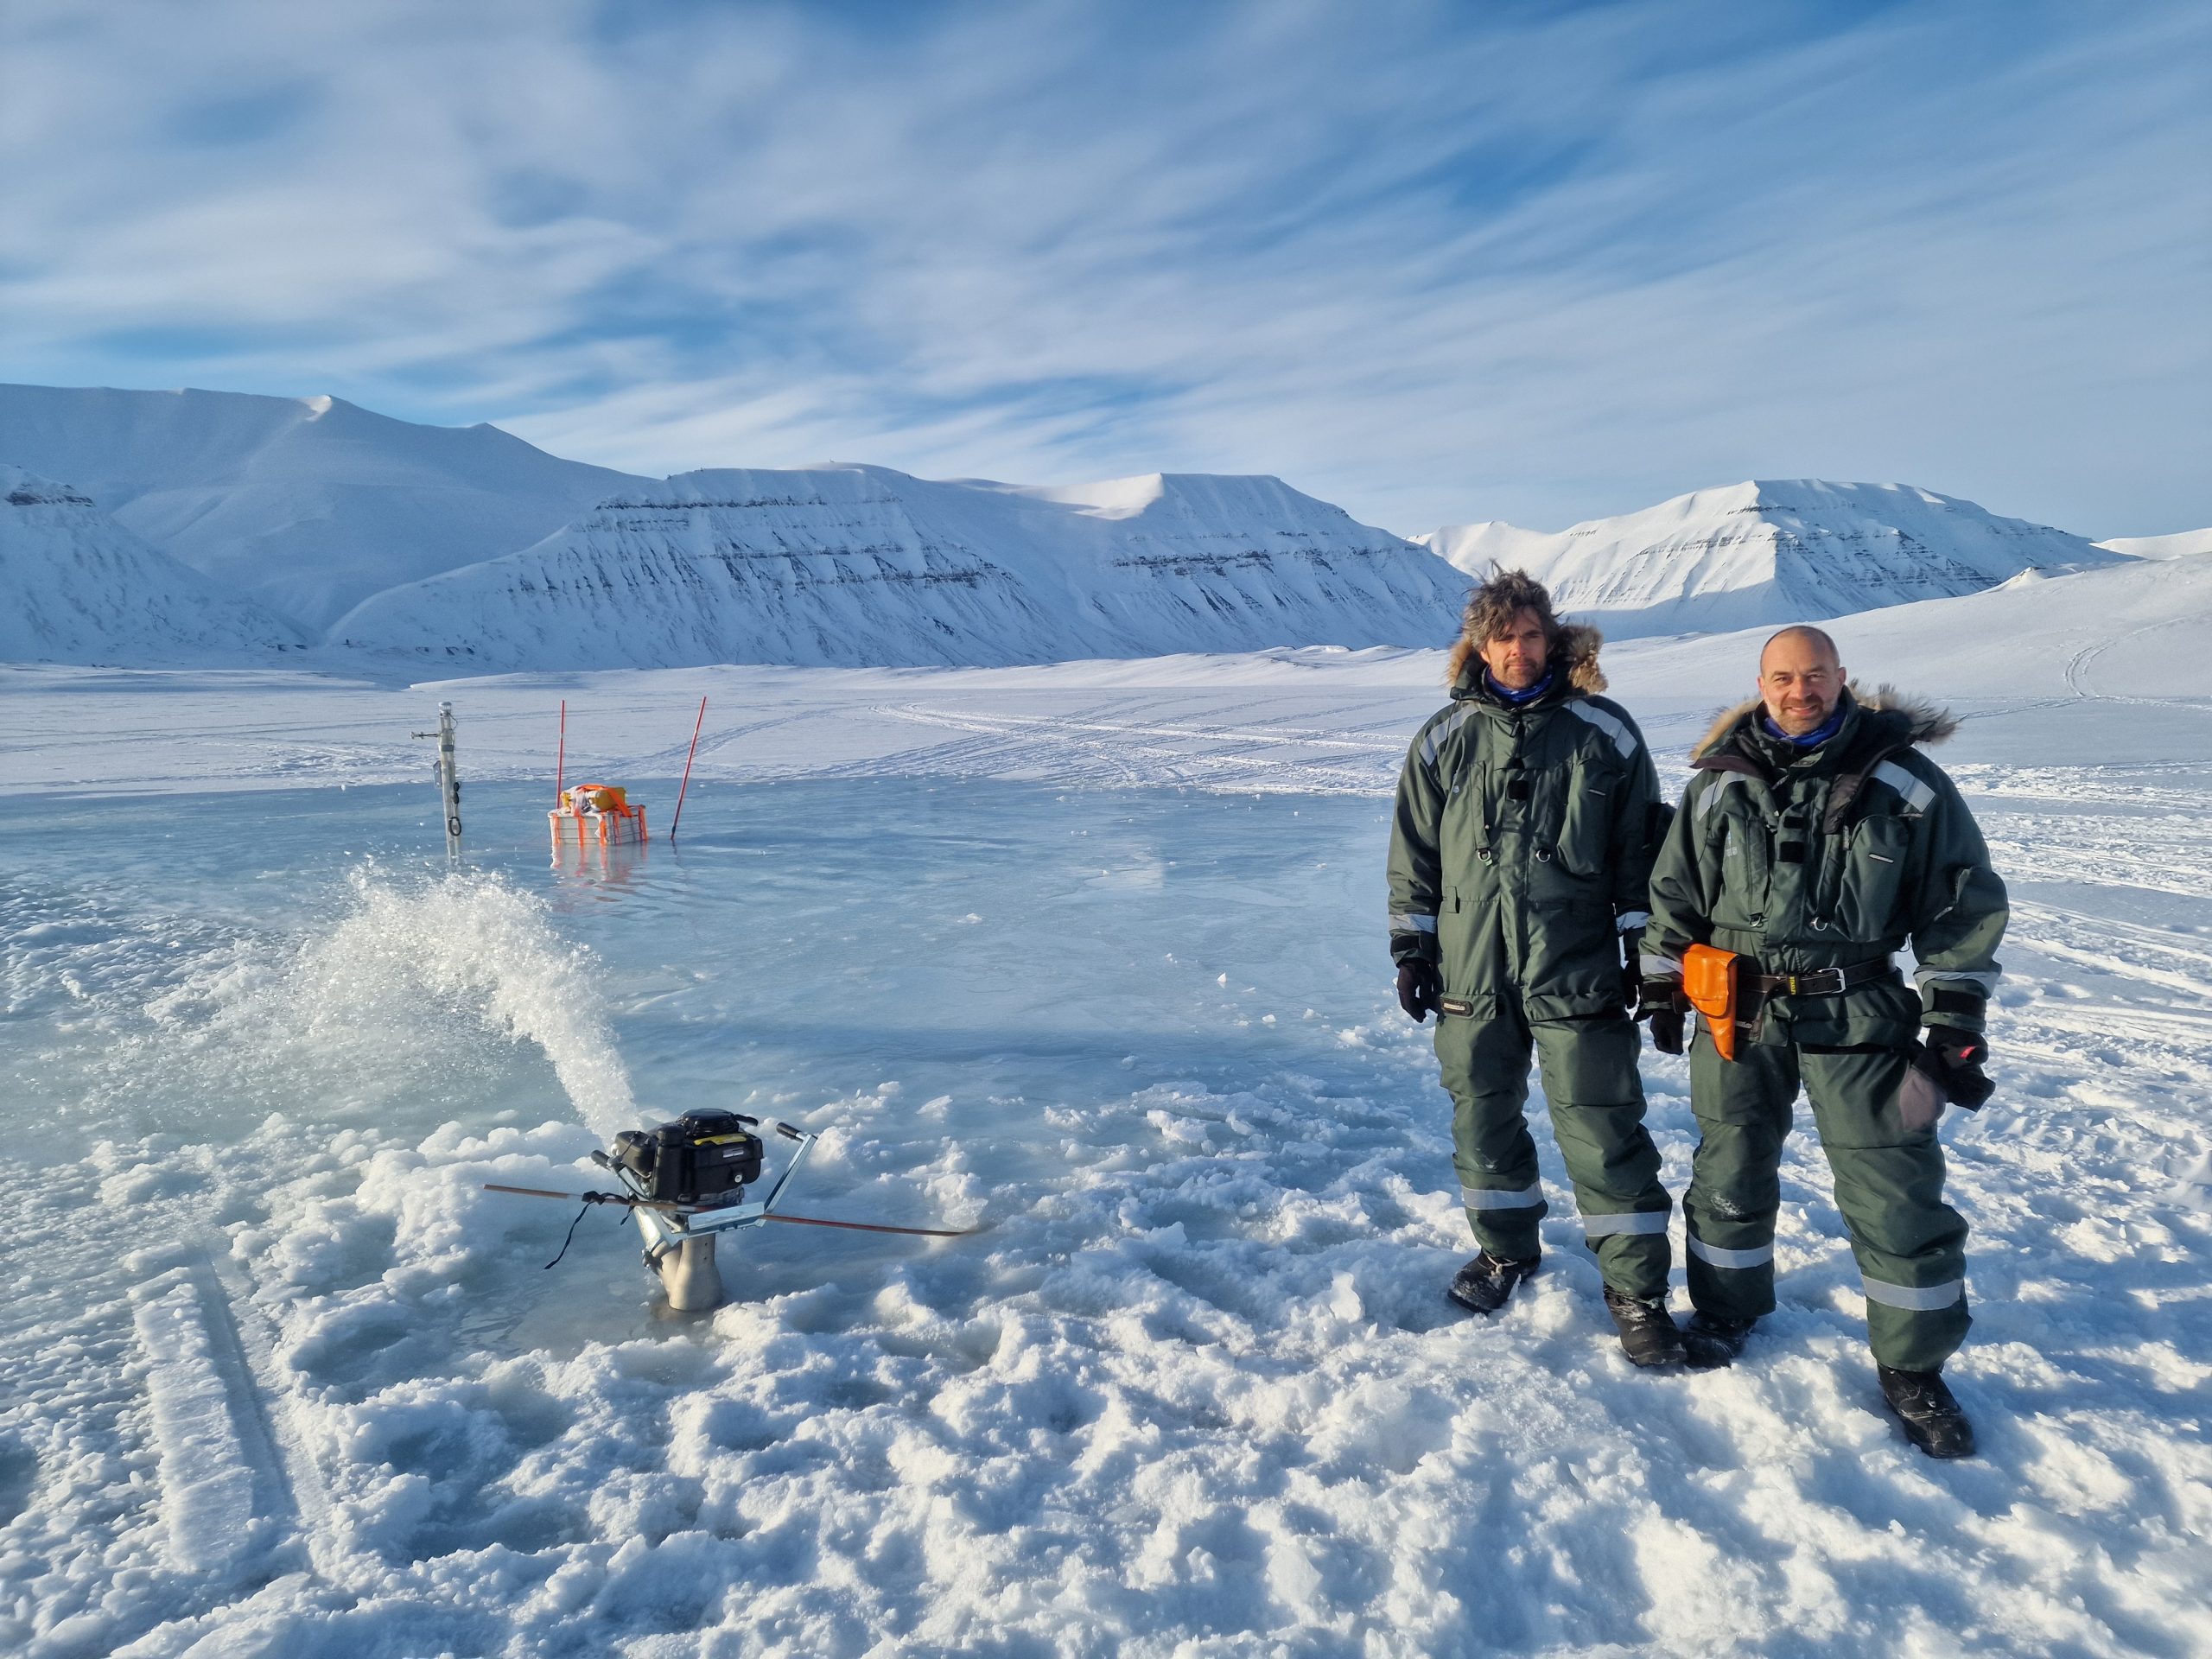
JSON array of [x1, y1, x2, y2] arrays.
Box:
[[1640, 626, 2008, 1457]]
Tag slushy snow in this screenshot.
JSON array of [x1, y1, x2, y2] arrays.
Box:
[[2, 550, 2207, 1656]]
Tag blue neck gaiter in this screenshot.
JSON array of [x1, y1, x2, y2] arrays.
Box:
[[1485, 668, 1554, 705], [1762, 705, 1846, 749]]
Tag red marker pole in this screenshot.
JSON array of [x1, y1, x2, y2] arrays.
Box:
[[671, 696, 707, 840], [555, 699, 566, 804]]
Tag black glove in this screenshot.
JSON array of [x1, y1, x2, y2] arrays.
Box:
[[1637, 976, 1685, 1054], [1918, 1026, 1993, 1109], [1396, 960, 1442, 1023], [1619, 932, 1642, 1014]]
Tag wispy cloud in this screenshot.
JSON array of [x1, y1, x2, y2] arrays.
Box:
[[3, 0, 2205, 536]]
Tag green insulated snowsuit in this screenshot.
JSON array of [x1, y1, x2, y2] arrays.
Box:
[[1643, 689, 2007, 1371], [1388, 632, 1675, 1296]]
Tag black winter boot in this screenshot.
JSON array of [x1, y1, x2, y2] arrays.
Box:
[[1446, 1251, 1540, 1314], [1682, 1311, 1757, 1370], [1603, 1287, 1688, 1368], [1878, 1365, 1976, 1459]]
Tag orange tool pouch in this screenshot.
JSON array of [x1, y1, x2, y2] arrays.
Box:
[[1681, 944, 1743, 1061]]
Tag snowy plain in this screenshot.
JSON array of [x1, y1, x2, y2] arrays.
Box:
[[3, 552, 2210, 1656]]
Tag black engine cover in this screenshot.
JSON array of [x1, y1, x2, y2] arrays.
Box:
[[610, 1109, 764, 1205]]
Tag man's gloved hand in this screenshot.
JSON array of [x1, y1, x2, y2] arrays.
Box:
[[1919, 1026, 1993, 1109], [1619, 934, 1642, 1014], [1396, 960, 1442, 1023], [1638, 977, 1685, 1055]]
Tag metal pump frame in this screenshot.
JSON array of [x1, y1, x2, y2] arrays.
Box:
[[595, 1114, 820, 1268]]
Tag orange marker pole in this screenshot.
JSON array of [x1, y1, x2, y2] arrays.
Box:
[[555, 699, 567, 804], [671, 696, 707, 841]]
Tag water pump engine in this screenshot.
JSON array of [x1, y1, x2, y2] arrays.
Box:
[[594, 1109, 818, 1313], [608, 1110, 764, 1205], [484, 1110, 973, 1313]]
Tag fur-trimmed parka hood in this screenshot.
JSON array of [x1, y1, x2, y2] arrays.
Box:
[[1447, 621, 1608, 697], [1692, 683, 1959, 760]]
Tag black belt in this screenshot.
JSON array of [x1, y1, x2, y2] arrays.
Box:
[[1746, 958, 1897, 998]]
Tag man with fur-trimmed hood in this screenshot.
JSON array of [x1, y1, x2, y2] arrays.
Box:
[[1388, 569, 1686, 1366], [1639, 626, 2006, 1456]]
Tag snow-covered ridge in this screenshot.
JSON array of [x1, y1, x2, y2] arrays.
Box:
[[0, 382, 649, 630], [2096, 527, 2212, 560], [330, 464, 1471, 671], [0, 464, 302, 665], [5, 479, 95, 508], [1420, 480, 2122, 639]]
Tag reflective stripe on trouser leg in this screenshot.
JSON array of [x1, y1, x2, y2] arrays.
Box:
[[1685, 1235, 1774, 1271], [1461, 1184, 1543, 1211], [1580, 1210, 1670, 1236], [1535, 1014, 1672, 1300], [1683, 1031, 1796, 1320], [1434, 1002, 1545, 1259], [1860, 1274, 1964, 1311], [1802, 1043, 1972, 1372]]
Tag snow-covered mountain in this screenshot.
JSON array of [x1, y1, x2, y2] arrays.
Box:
[[2096, 528, 2212, 560], [0, 383, 649, 630], [329, 466, 1471, 670], [1419, 480, 2122, 638], [0, 466, 302, 664]]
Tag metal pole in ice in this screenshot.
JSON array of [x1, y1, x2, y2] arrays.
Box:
[[555, 697, 566, 804], [435, 702, 462, 857], [671, 695, 708, 841]]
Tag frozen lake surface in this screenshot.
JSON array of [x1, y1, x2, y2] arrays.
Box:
[[5, 646, 2211, 1656]]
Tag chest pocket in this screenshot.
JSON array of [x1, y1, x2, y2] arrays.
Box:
[[1831, 813, 1914, 938], [1551, 756, 1617, 878], [1709, 802, 1772, 929]]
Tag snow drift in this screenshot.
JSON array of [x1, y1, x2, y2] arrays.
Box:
[[0, 383, 648, 630], [1421, 480, 2123, 639], [328, 465, 1472, 670], [0, 466, 302, 664]]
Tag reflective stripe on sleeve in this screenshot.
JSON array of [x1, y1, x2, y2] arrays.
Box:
[[1420, 706, 1478, 768], [1615, 910, 1650, 932], [1389, 912, 1439, 934], [1872, 760, 1936, 816], [1460, 1184, 1544, 1211], [1567, 700, 1638, 759], [1686, 1236, 1774, 1270], [1859, 1273, 1964, 1311], [1581, 1210, 1670, 1237], [1640, 953, 1681, 978]]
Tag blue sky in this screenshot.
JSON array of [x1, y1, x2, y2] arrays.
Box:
[[2, 0, 2206, 536]]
